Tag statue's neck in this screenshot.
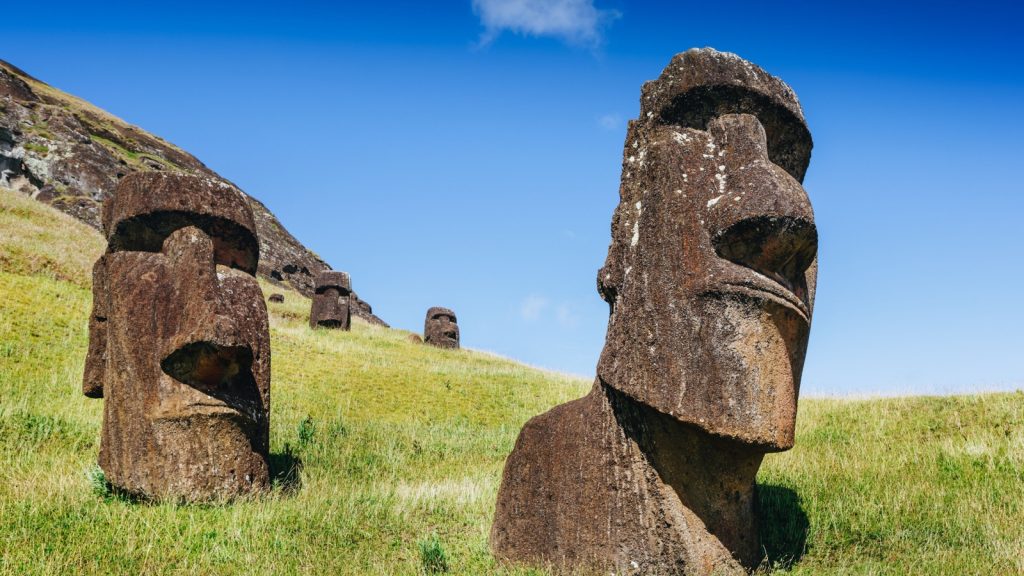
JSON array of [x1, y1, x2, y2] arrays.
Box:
[[597, 380, 764, 564]]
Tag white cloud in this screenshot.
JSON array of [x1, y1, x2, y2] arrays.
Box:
[[472, 0, 620, 48], [520, 295, 548, 322]]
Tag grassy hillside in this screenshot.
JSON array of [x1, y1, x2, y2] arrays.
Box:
[[1, 187, 1022, 575]]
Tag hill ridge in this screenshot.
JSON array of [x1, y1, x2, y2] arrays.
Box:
[[0, 58, 385, 325]]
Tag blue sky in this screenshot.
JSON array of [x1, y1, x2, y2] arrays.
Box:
[[5, 0, 1023, 395]]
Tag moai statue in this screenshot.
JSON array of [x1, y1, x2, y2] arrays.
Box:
[[423, 307, 459, 349], [491, 48, 818, 574], [83, 172, 271, 501], [309, 271, 351, 330]]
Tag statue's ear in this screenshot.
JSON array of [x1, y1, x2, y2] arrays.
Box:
[[83, 256, 109, 398], [597, 232, 624, 312], [597, 264, 616, 306]]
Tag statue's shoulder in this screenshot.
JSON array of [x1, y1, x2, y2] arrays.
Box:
[[492, 392, 617, 567]]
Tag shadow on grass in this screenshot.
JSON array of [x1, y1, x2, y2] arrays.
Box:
[[757, 484, 809, 569], [270, 444, 303, 495]]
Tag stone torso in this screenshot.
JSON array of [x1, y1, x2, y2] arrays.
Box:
[[491, 382, 754, 575]]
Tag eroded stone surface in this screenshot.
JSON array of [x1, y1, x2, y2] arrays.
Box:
[[424, 307, 459, 349], [491, 48, 818, 575], [310, 270, 351, 330], [83, 172, 271, 502]]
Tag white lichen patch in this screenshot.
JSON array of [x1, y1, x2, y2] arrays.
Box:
[[672, 131, 691, 144], [707, 194, 723, 208], [714, 172, 727, 196], [630, 201, 642, 246]]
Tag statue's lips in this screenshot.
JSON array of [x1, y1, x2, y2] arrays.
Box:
[[710, 279, 810, 322], [180, 397, 251, 420], [153, 400, 252, 423]]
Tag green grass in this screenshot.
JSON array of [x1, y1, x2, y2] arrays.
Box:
[[22, 142, 49, 157], [1, 186, 1022, 575]]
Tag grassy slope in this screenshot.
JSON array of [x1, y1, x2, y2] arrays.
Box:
[[1, 187, 1022, 575]]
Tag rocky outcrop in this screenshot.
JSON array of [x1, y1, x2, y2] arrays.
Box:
[[0, 59, 386, 326]]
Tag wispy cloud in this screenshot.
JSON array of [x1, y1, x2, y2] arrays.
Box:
[[519, 295, 580, 328], [472, 0, 620, 48], [519, 294, 548, 322], [555, 303, 578, 328], [597, 113, 622, 131]]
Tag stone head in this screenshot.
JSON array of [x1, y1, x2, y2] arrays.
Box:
[[424, 307, 459, 349], [596, 48, 817, 451], [310, 270, 352, 329], [83, 171, 271, 499]]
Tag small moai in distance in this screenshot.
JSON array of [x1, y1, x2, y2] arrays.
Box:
[[268, 293, 285, 303], [310, 270, 351, 330], [83, 172, 271, 501], [423, 307, 459, 349], [491, 48, 819, 574]]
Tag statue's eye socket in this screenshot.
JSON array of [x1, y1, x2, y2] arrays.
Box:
[[713, 216, 817, 302]]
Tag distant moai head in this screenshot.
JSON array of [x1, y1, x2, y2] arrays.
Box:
[[310, 270, 351, 330], [424, 307, 459, 349], [596, 48, 817, 451], [82, 172, 271, 501]]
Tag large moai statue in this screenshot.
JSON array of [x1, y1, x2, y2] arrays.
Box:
[[491, 48, 818, 574], [309, 271, 352, 330], [423, 307, 459, 349], [83, 172, 271, 501]]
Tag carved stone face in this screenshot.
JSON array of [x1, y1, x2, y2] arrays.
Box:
[[310, 270, 351, 330], [424, 307, 459, 349], [596, 49, 817, 451], [83, 172, 271, 500]]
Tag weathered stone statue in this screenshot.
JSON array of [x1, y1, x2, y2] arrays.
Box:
[[309, 271, 351, 330], [83, 172, 272, 501], [491, 48, 818, 574], [424, 307, 459, 349]]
